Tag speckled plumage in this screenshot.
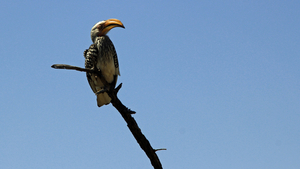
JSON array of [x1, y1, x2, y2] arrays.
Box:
[[84, 35, 120, 107]]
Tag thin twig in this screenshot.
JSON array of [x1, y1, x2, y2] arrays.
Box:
[[154, 148, 167, 152]]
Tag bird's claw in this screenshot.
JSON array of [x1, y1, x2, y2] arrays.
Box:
[[96, 88, 108, 95]]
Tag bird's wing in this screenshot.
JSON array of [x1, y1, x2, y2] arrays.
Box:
[[84, 44, 106, 93], [112, 49, 120, 76]]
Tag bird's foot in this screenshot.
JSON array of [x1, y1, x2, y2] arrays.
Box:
[[96, 87, 108, 95]]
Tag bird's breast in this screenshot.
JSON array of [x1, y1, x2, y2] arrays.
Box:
[[97, 57, 116, 83]]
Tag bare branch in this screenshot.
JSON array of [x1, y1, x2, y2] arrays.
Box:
[[51, 64, 164, 169], [108, 87, 162, 168], [51, 64, 99, 74]]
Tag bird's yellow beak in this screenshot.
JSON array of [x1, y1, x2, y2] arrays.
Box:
[[99, 18, 125, 36]]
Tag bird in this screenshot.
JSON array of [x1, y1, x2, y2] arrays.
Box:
[[84, 19, 125, 107]]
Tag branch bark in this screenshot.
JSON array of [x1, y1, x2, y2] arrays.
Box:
[[51, 64, 100, 75], [51, 64, 164, 169], [109, 83, 163, 169]]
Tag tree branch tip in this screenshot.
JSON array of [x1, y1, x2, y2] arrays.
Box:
[[154, 148, 167, 152], [115, 83, 123, 93], [51, 64, 60, 69], [128, 110, 136, 114], [51, 64, 71, 69]]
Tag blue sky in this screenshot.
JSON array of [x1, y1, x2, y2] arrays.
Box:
[[0, 1, 299, 168]]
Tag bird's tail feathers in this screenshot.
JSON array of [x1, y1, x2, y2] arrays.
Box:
[[97, 92, 111, 107]]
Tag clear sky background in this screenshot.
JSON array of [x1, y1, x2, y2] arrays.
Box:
[[1, 1, 299, 169]]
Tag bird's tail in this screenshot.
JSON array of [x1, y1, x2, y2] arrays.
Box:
[[97, 92, 111, 107]]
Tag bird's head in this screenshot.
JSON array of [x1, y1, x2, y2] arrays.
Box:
[[91, 18, 125, 43]]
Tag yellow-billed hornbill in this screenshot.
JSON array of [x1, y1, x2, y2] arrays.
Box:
[[84, 19, 125, 107]]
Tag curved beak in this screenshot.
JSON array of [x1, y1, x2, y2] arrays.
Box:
[[100, 18, 125, 36]]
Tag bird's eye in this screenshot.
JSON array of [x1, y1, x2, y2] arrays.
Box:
[[97, 24, 103, 29]]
